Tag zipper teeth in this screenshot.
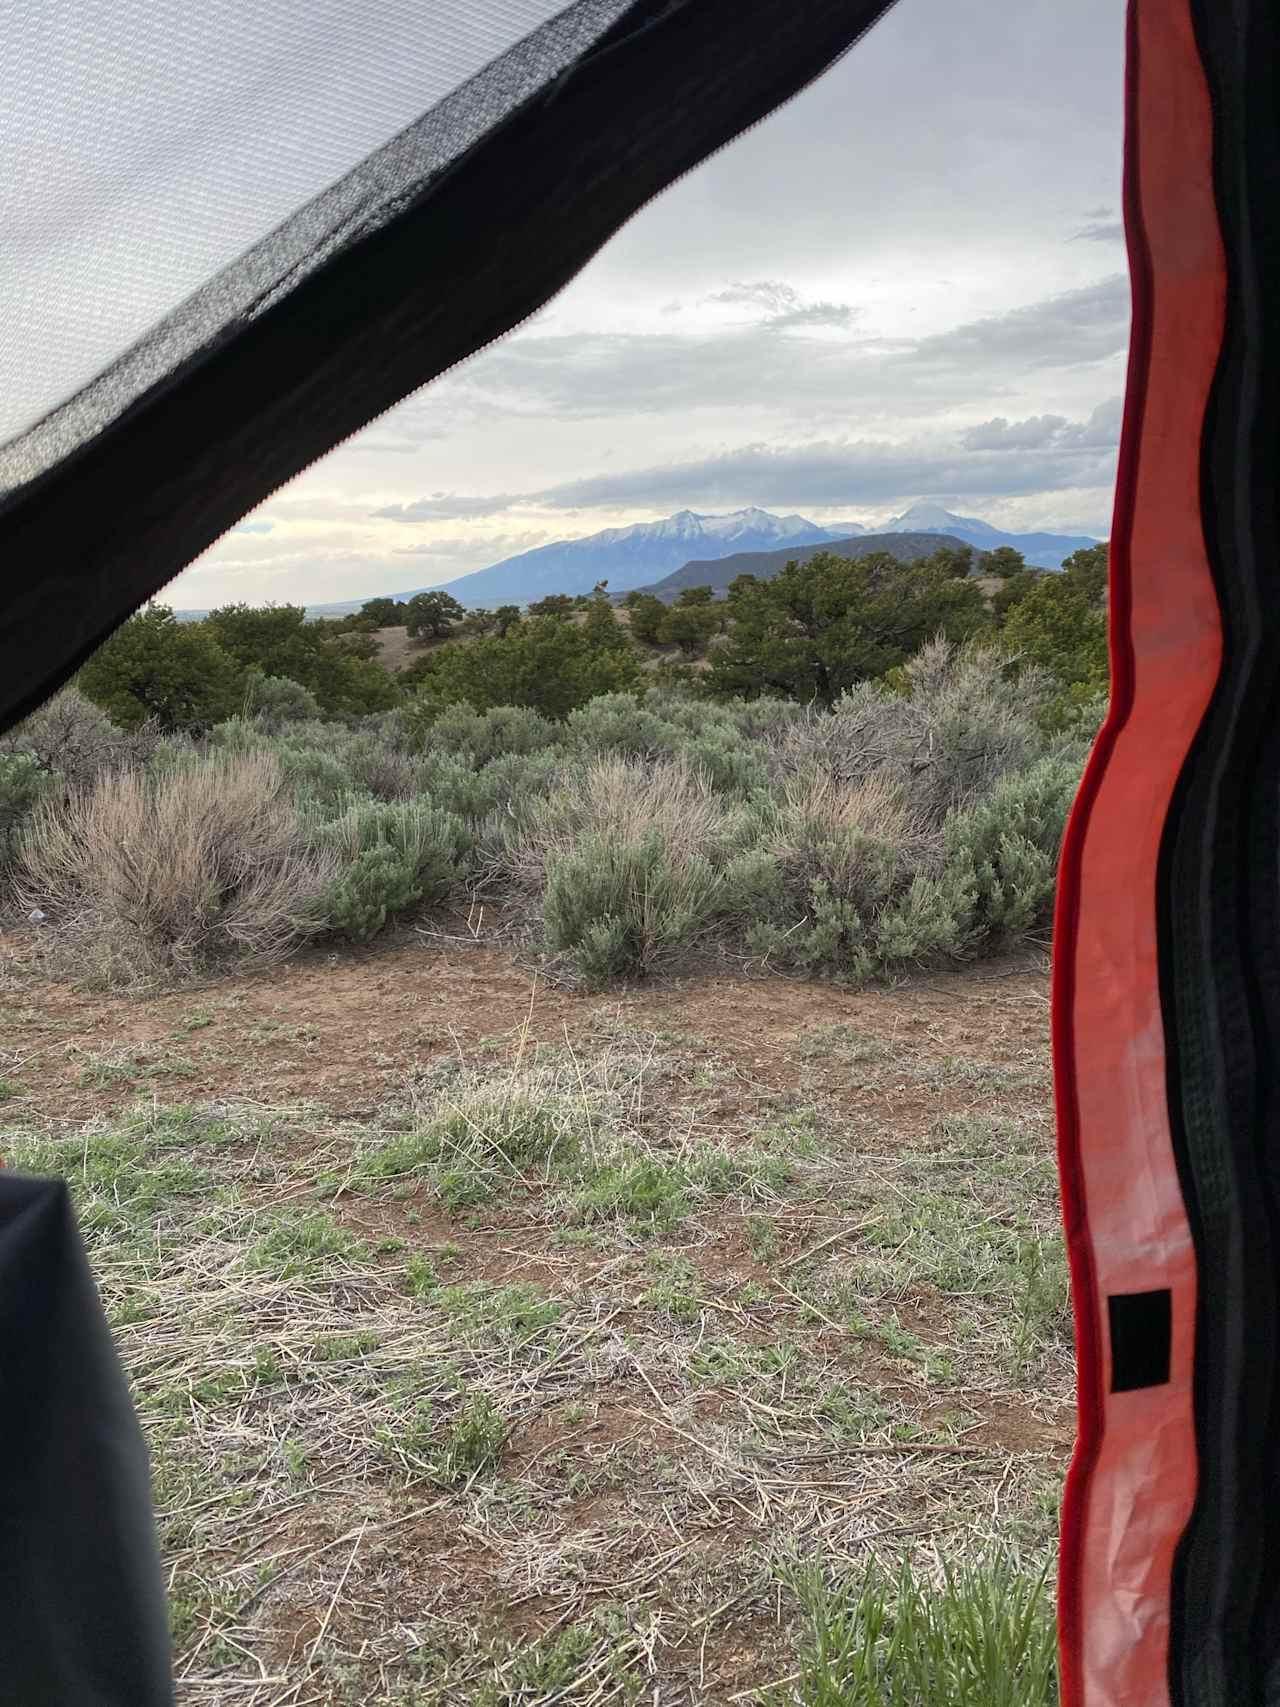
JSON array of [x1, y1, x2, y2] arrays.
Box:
[[187, 0, 903, 565]]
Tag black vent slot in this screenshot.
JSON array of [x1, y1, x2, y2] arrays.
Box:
[[1108, 1289, 1172, 1392]]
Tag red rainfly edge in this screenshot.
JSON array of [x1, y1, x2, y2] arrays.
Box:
[[1051, 0, 1226, 1702]]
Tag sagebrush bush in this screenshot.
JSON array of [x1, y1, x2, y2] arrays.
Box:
[[543, 831, 722, 984], [0, 753, 51, 872], [17, 752, 336, 984], [772, 640, 1049, 825], [5, 636, 1086, 986], [416, 749, 562, 826], [738, 774, 979, 980], [945, 753, 1079, 940], [411, 701, 561, 766], [503, 754, 742, 898], [0, 687, 153, 792], [312, 798, 472, 940], [240, 672, 322, 728], [565, 693, 680, 759]]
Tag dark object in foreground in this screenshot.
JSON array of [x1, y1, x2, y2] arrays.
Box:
[[0, 1174, 173, 1704]]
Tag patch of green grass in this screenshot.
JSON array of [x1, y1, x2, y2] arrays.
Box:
[[387, 1391, 507, 1485], [311, 1331, 380, 1362], [1010, 1234, 1072, 1378], [358, 1090, 583, 1206], [246, 1210, 367, 1279], [4, 1124, 207, 1243], [815, 1381, 890, 1441], [437, 1280, 563, 1346], [771, 1552, 1057, 1707], [172, 1008, 216, 1037], [0, 1077, 21, 1101], [570, 1154, 691, 1228], [486, 1625, 596, 1702], [74, 1046, 202, 1088], [641, 1251, 704, 1322], [797, 1023, 894, 1066], [569, 1145, 791, 1231], [745, 1213, 781, 1263], [688, 1337, 797, 1387], [403, 1253, 440, 1299], [433, 1392, 507, 1483]]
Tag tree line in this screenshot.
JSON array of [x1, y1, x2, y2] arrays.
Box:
[[76, 542, 1108, 732]]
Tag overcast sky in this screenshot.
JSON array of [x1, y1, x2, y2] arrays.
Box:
[[172, 0, 1127, 609]]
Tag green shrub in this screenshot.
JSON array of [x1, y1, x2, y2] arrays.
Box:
[[565, 693, 680, 758], [241, 672, 322, 728], [314, 799, 471, 940], [417, 702, 561, 767], [543, 831, 721, 984], [1, 687, 150, 792], [739, 773, 979, 981], [406, 616, 644, 720], [0, 753, 52, 873], [774, 640, 1049, 825], [79, 606, 245, 730], [680, 727, 767, 795], [946, 754, 1078, 942]]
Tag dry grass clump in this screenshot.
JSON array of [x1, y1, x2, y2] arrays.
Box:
[[498, 753, 736, 894], [17, 751, 337, 985], [767, 771, 939, 896]]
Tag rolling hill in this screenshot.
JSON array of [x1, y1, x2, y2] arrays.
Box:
[[634, 531, 973, 602]]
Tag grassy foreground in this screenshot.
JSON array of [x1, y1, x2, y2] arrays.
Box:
[[0, 952, 1066, 1704]]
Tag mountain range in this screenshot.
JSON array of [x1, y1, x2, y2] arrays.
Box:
[[413, 501, 1096, 609], [172, 502, 1099, 619], [429, 508, 833, 609]]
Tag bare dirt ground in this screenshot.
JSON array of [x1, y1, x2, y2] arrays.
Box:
[[373, 627, 438, 673], [0, 934, 1067, 1705]]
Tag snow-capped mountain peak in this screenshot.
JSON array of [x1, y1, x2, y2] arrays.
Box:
[[881, 501, 1003, 540], [431, 507, 832, 607]]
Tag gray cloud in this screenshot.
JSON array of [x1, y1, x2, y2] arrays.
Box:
[[433, 272, 1127, 428], [961, 413, 1069, 450], [530, 429, 1117, 513], [232, 519, 274, 534], [375, 402, 1121, 524], [706, 280, 800, 315], [1072, 221, 1125, 243], [902, 276, 1129, 373], [767, 300, 857, 329]]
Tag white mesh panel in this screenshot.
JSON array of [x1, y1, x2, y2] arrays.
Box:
[[0, 0, 576, 439]]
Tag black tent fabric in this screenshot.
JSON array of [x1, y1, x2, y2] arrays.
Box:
[[0, 1175, 174, 1704]]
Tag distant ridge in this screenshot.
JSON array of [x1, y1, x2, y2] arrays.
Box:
[[877, 501, 1096, 569], [634, 532, 974, 602]]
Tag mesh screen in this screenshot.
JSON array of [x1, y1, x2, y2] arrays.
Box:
[[0, 0, 578, 441]]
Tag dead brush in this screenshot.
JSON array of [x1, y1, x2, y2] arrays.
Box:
[[16, 750, 338, 986], [765, 770, 941, 900], [493, 752, 736, 897]]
